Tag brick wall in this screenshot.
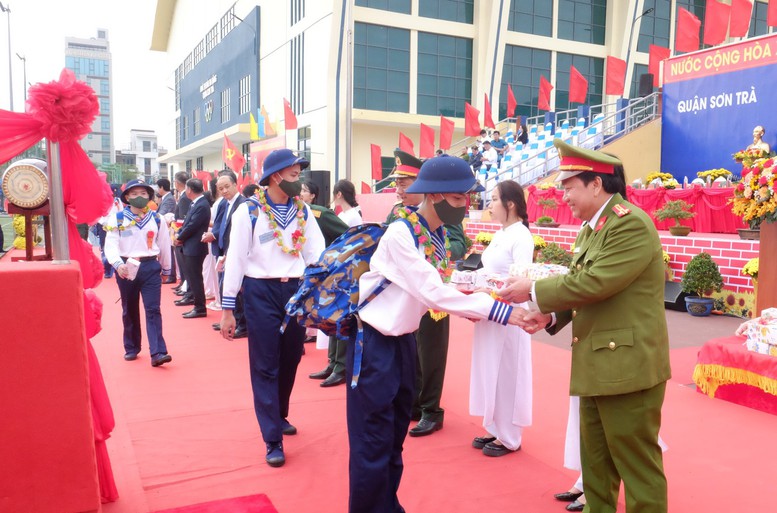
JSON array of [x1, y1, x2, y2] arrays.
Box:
[[464, 221, 759, 293]]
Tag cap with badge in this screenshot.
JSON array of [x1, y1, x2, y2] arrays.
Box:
[[259, 148, 310, 186], [120, 179, 155, 204], [405, 155, 484, 194], [388, 149, 423, 179], [553, 139, 622, 181]]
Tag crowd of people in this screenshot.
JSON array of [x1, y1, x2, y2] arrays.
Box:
[[92, 140, 670, 513]]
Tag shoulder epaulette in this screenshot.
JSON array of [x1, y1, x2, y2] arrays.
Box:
[[612, 204, 631, 218]]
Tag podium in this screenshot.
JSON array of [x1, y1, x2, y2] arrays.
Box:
[[757, 222, 777, 315]]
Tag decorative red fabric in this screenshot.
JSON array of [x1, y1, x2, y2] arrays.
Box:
[[506, 84, 517, 118], [419, 123, 435, 158], [605, 56, 627, 96], [483, 93, 495, 129], [439, 116, 455, 151]]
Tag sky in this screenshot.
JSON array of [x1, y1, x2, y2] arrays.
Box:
[[0, 0, 175, 150]]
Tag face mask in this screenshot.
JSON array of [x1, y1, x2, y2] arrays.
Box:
[[278, 178, 302, 197], [128, 196, 150, 209], [433, 198, 466, 225]]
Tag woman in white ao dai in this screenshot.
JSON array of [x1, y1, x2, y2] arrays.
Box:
[[470, 180, 534, 456]]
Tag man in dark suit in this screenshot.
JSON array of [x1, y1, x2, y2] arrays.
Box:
[[174, 178, 210, 318], [156, 178, 177, 284], [172, 172, 192, 295], [202, 170, 247, 336]]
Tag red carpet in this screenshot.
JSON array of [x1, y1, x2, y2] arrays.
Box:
[[151, 494, 276, 513], [89, 276, 777, 513]]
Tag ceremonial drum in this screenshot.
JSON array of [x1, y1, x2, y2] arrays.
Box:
[[1, 159, 49, 209]]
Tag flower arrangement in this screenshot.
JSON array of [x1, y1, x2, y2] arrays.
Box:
[[663, 250, 670, 265], [475, 232, 494, 246], [654, 200, 696, 227], [398, 207, 452, 281], [646, 171, 678, 189], [733, 148, 770, 169], [731, 153, 777, 229], [537, 242, 573, 267], [536, 182, 557, 190], [681, 252, 724, 298], [742, 257, 759, 281], [697, 168, 732, 181], [663, 250, 673, 280], [533, 235, 547, 251]]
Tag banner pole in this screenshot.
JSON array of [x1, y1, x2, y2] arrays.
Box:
[[47, 140, 70, 263]]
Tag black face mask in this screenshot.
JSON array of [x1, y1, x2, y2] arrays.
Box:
[[433, 199, 466, 225], [278, 179, 302, 198]]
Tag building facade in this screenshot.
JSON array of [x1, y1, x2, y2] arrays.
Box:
[[65, 29, 114, 167], [152, 0, 772, 190]]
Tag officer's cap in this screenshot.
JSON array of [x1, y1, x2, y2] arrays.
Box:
[[554, 139, 622, 181]]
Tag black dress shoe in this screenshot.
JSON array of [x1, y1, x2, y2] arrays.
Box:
[[212, 323, 221, 331], [151, 354, 172, 367], [566, 500, 585, 512], [182, 309, 207, 318], [233, 328, 248, 339], [124, 352, 138, 361], [281, 419, 297, 435], [175, 298, 195, 306], [554, 491, 584, 502], [309, 366, 334, 380], [174, 289, 187, 297], [482, 441, 519, 457], [472, 435, 497, 449], [320, 371, 346, 387], [408, 418, 443, 437], [162, 277, 176, 284]]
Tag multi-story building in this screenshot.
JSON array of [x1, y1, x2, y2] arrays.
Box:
[[65, 29, 114, 168], [124, 129, 162, 182], [152, 0, 773, 189]]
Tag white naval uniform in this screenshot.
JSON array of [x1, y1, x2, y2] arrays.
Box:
[[104, 207, 172, 273]]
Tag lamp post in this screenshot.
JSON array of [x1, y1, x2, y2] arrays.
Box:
[[625, 6, 655, 90], [0, 2, 12, 111], [15, 52, 25, 108]]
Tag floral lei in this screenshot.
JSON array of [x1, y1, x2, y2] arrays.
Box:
[[103, 207, 150, 232], [396, 207, 452, 282], [257, 187, 307, 256]]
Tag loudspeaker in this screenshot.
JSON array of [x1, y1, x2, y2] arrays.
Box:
[[459, 253, 483, 271], [639, 74, 654, 97], [305, 170, 331, 207], [664, 281, 689, 311]]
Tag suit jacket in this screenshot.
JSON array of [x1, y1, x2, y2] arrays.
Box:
[[212, 194, 246, 257], [176, 196, 210, 257], [158, 192, 176, 216], [174, 193, 192, 221], [536, 193, 671, 397]]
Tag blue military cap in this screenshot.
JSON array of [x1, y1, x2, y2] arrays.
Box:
[[405, 155, 484, 194], [259, 149, 309, 186]]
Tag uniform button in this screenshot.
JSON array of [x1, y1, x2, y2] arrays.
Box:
[[608, 341, 616, 350], [576, 264, 582, 270], [572, 337, 579, 344], [572, 310, 577, 318]]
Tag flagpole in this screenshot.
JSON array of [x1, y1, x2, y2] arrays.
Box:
[[345, 0, 354, 181]]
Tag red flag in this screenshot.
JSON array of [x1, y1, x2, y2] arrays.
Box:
[[361, 181, 372, 194], [569, 66, 588, 104], [439, 115, 454, 150], [676, 8, 701, 52], [222, 134, 246, 173], [483, 94, 495, 129], [507, 84, 517, 118], [399, 132, 415, 155], [538, 75, 553, 111], [770, 0, 777, 26], [703, 0, 731, 46], [464, 102, 481, 137], [420, 123, 435, 158], [283, 98, 298, 130], [605, 56, 627, 96], [648, 45, 671, 87], [196, 171, 212, 189], [370, 144, 383, 180], [730, 0, 753, 37]]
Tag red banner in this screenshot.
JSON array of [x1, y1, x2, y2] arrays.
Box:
[[704, 0, 732, 46], [483, 93, 495, 129], [283, 98, 298, 130], [538, 76, 553, 111], [419, 123, 435, 158], [399, 132, 415, 155], [370, 143, 382, 180], [569, 66, 588, 104], [507, 84, 517, 118], [676, 8, 701, 53], [769, 0, 777, 27], [605, 56, 626, 96], [729, 0, 753, 37], [222, 134, 246, 174], [649, 45, 671, 87], [439, 115, 454, 150], [464, 102, 481, 137]]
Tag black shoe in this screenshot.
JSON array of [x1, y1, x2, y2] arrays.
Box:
[[265, 442, 285, 467], [408, 418, 443, 437], [124, 352, 138, 361], [175, 297, 194, 306], [303, 335, 316, 343], [281, 419, 297, 436], [554, 491, 584, 502], [411, 411, 422, 422], [472, 435, 497, 449], [162, 277, 176, 284], [233, 328, 248, 339], [151, 354, 172, 367], [566, 500, 585, 512], [320, 371, 346, 387], [212, 323, 221, 331], [482, 441, 519, 457], [183, 309, 207, 318], [174, 289, 186, 296], [309, 366, 334, 380]]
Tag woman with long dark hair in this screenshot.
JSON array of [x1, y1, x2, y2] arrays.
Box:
[[332, 179, 362, 228], [470, 180, 534, 457]]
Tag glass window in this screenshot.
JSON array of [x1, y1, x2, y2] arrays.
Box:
[[297, 126, 312, 162], [221, 88, 231, 123], [100, 99, 110, 114], [239, 75, 251, 115], [417, 32, 472, 117], [102, 135, 111, 150], [193, 107, 201, 136], [500, 45, 551, 119], [558, 0, 607, 45], [354, 23, 410, 113], [637, 0, 671, 52], [508, 0, 552, 36], [630, 63, 649, 98], [555, 53, 604, 111], [182, 115, 189, 141], [196, 157, 204, 170], [101, 116, 110, 131], [750, 0, 770, 38], [102, 154, 110, 165], [143, 141, 151, 152], [355, 0, 410, 14], [100, 80, 109, 95], [419, 0, 473, 24]]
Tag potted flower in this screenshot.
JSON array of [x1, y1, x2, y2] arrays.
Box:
[[537, 242, 572, 267], [681, 252, 724, 316], [742, 257, 759, 302], [533, 235, 547, 262], [730, 152, 777, 238], [654, 200, 695, 236], [475, 231, 493, 248], [646, 171, 679, 189], [535, 198, 560, 227], [697, 168, 732, 187], [663, 250, 673, 281]]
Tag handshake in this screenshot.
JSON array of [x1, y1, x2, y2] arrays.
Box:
[[506, 307, 552, 334]]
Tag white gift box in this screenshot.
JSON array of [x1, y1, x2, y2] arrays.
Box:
[[745, 308, 777, 357]]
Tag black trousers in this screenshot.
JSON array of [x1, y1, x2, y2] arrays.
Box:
[[182, 253, 206, 312]]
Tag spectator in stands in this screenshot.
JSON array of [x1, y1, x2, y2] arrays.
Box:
[[490, 130, 508, 164], [469, 145, 484, 173], [517, 124, 529, 145], [481, 140, 499, 171], [477, 129, 491, 151]]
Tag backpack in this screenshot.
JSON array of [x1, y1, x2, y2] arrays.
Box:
[[283, 220, 416, 340]]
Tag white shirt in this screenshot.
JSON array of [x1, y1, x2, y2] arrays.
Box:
[[480, 222, 534, 276], [338, 207, 362, 228], [482, 147, 499, 166], [103, 206, 173, 275], [221, 198, 326, 309], [358, 218, 513, 336]]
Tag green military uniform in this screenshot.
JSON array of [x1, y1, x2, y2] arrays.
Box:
[[535, 141, 671, 513]]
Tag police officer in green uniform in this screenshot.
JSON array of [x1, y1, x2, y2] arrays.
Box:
[[500, 140, 671, 513], [301, 180, 351, 387], [385, 149, 469, 437]]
